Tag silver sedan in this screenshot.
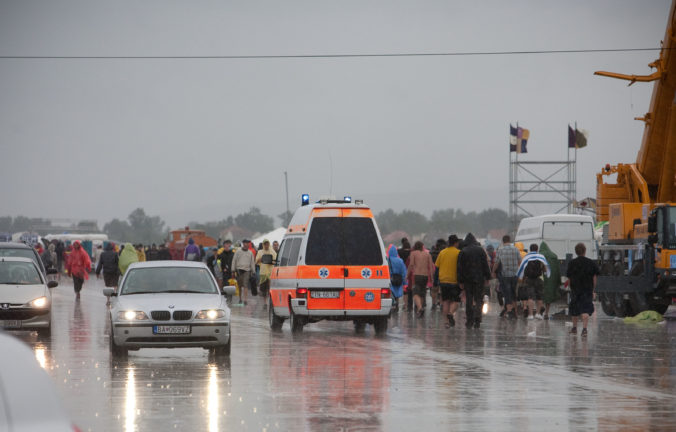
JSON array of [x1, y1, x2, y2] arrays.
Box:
[[104, 261, 236, 358]]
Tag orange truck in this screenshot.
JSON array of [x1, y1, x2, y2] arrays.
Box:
[[593, 0, 676, 317], [166, 227, 217, 261], [268, 196, 392, 335]]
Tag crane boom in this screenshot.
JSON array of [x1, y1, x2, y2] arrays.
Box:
[[595, 0, 676, 219]]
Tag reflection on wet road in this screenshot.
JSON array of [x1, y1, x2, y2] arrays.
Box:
[[7, 279, 676, 431]]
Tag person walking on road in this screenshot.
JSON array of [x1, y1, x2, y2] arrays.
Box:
[[218, 240, 235, 282], [96, 243, 120, 289], [493, 235, 522, 320], [435, 235, 462, 328], [539, 242, 562, 319], [387, 245, 407, 311], [232, 240, 255, 305], [119, 243, 139, 277], [516, 244, 550, 320], [255, 239, 277, 308], [407, 241, 435, 318], [183, 238, 201, 262], [457, 233, 491, 329], [66, 240, 91, 301], [41, 243, 58, 282], [566, 243, 599, 337]]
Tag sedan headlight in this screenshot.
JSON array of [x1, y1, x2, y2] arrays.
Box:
[[117, 310, 149, 321], [195, 309, 226, 320], [29, 296, 48, 308]]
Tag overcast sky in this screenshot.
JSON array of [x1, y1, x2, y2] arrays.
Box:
[[0, 0, 670, 229]]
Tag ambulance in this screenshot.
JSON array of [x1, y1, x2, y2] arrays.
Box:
[[268, 195, 392, 335]]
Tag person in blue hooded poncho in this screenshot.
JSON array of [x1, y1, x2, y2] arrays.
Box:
[[388, 245, 407, 309]]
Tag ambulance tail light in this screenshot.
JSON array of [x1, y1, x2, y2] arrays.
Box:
[[296, 287, 308, 299], [380, 288, 390, 299]]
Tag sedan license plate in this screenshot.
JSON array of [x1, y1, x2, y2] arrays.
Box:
[[311, 291, 340, 299], [1, 320, 22, 329], [153, 325, 191, 335]]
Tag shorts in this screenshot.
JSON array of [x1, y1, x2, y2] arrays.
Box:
[[413, 275, 428, 297], [440, 283, 461, 302], [236, 270, 251, 292], [524, 278, 544, 301], [103, 272, 118, 287], [500, 276, 518, 304], [569, 292, 595, 316]]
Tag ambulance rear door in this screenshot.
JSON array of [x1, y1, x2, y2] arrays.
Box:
[[302, 210, 347, 310], [341, 210, 387, 311]]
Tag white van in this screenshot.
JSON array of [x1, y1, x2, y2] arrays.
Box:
[[515, 214, 597, 261]]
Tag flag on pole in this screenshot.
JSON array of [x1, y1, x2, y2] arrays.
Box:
[[510, 124, 529, 153], [518, 127, 529, 153], [568, 125, 589, 148]]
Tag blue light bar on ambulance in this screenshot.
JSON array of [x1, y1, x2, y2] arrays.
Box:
[[301, 194, 310, 206], [343, 196, 352, 203]]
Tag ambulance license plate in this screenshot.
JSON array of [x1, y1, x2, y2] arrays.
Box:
[[1, 320, 21, 329], [311, 291, 340, 299], [153, 325, 191, 334]]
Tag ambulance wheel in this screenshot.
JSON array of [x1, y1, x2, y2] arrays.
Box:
[[354, 321, 366, 333], [269, 303, 284, 331], [290, 311, 304, 334], [599, 293, 616, 317], [373, 317, 388, 336]]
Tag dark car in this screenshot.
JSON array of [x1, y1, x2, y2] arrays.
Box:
[[0, 242, 47, 276]]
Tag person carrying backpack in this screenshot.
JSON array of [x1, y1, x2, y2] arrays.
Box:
[[387, 245, 407, 312], [516, 244, 551, 320]]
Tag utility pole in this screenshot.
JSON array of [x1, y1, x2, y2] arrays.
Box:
[[284, 171, 290, 226]]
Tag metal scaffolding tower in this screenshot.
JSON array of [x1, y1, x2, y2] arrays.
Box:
[[509, 146, 577, 232]]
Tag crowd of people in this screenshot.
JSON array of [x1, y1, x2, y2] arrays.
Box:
[[387, 233, 599, 335], [35, 233, 598, 335]]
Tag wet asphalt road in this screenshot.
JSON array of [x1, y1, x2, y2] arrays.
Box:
[[7, 277, 676, 431]]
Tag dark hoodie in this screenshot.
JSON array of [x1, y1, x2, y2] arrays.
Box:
[[96, 243, 120, 276], [457, 233, 491, 284]]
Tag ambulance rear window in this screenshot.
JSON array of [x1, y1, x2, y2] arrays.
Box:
[[306, 217, 382, 266]]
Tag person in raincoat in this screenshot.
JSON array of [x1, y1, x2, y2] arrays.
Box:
[[539, 241, 561, 320], [387, 245, 407, 311], [66, 240, 91, 301], [255, 239, 277, 308], [119, 243, 139, 276]]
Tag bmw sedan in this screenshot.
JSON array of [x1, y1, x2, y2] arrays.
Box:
[[104, 261, 236, 358], [0, 257, 57, 337]]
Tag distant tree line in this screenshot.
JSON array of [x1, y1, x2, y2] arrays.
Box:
[[2, 206, 515, 245], [375, 208, 513, 238]]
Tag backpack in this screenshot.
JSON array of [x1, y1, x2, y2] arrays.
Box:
[[524, 260, 543, 279]]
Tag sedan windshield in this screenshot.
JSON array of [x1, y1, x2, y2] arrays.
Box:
[[0, 261, 43, 285], [120, 267, 218, 295]]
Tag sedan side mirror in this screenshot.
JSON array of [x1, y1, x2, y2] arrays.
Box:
[[222, 285, 237, 296], [47, 281, 58, 289], [103, 288, 117, 297]]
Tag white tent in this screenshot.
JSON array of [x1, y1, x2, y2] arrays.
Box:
[[251, 227, 287, 247]]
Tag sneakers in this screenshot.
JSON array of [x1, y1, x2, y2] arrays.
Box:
[[535, 313, 544, 320], [570, 327, 577, 334], [527, 314, 534, 320], [499, 308, 506, 318], [523, 309, 529, 319], [447, 314, 455, 328], [581, 328, 588, 337]]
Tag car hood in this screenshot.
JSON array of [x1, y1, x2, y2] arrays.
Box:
[[0, 284, 48, 304], [114, 293, 227, 315]]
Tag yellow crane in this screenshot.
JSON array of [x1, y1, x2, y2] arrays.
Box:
[[594, 0, 675, 316]]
